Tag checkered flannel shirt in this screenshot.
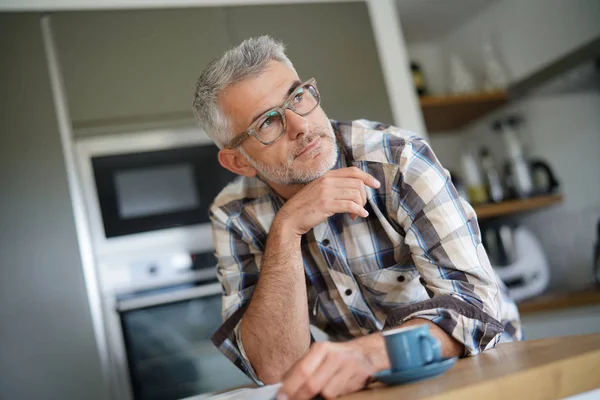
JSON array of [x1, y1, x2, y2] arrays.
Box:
[[210, 119, 522, 383]]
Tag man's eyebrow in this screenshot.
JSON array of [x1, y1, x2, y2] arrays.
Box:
[[248, 80, 303, 125]]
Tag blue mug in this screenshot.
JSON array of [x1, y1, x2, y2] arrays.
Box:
[[383, 324, 442, 371]]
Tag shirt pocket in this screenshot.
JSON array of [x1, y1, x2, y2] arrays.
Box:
[[355, 265, 426, 316]]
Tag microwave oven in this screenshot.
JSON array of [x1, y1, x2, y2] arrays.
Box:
[[75, 126, 237, 260]]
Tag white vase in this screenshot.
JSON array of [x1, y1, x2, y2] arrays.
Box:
[[482, 42, 509, 91], [449, 55, 476, 95]]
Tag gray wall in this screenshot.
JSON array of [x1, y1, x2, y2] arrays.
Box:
[[0, 13, 108, 400]]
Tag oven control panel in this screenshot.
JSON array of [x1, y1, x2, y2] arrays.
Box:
[[98, 250, 218, 295]]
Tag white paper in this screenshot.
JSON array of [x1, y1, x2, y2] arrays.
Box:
[[181, 383, 282, 400]]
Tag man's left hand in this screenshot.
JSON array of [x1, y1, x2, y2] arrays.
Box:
[[276, 341, 376, 400]]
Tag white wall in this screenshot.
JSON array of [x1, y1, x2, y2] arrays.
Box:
[[405, 0, 600, 96], [405, 0, 600, 290], [436, 0, 600, 86], [407, 42, 446, 95]]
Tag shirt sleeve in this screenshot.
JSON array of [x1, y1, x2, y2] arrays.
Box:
[[385, 135, 505, 356], [209, 207, 264, 385]]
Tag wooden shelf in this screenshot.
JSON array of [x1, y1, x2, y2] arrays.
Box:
[[518, 286, 600, 315], [474, 193, 564, 220], [419, 91, 508, 132]]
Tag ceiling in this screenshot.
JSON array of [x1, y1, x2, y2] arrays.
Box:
[[397, 0, 497, 43]]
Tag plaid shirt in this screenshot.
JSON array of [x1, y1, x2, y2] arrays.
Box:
[[210, 119, 522, 383]]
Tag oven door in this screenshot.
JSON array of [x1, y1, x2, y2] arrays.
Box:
[[116, 282, 251, 400]]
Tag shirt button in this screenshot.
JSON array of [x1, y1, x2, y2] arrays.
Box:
[[344, 288, 353, 296], [322, 239, 330, 246], [397, 275, 405, 282]]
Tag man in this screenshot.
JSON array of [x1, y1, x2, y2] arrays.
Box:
[[192, 36, 521, 400]]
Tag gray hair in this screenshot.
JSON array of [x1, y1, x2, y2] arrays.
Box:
[[192, 36, 296, 149]]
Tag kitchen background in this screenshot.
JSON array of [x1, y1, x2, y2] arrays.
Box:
[[1, 0, 599, 400]]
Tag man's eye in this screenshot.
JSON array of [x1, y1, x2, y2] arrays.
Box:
[[293, 89, 305, 103], [260, 117, 273, 129]]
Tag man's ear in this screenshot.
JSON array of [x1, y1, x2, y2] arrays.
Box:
[[218, 149, 257, 178]]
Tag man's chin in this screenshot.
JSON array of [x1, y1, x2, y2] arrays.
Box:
[[292, 150, 338, 183]]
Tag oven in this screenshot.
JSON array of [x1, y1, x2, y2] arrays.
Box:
[[75, 126, 247, 399], [100, 251, 252, 400], [116, 277, 251, 399]]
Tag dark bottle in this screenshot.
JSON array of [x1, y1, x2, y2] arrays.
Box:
[[411, 61, 428, 96]]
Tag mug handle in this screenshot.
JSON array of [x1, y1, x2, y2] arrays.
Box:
[[419, 334, 442, 364]]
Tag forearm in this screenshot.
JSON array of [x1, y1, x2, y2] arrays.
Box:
[[346, 318, 464, 372], [240, 217, 311, 383]]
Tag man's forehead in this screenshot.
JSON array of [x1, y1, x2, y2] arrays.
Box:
[[219, 62, 299, 129]]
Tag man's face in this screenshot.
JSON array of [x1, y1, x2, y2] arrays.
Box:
[[219, 61, 338, 185]]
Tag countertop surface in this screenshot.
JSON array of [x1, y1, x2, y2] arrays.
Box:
[[340, 333, 600, 400]]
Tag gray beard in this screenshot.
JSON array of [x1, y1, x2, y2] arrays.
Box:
[[238, 125, 338, 186]]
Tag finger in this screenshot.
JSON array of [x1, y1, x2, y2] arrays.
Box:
[[324, 178, 367, 206], [320, 187, 363, 217], [321, 369, 370, 399], [278, 344, 329, 400], [358, 180, 367, 206], [328, 200, 368, 218], [329, 167, 380, 189], [291, 352, 343, 400], [332, 188, 363, 207]]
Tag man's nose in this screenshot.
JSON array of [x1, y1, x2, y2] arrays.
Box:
[[284, 108, 308, 141]]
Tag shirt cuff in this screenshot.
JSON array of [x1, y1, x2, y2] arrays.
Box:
[[383, 295, 505, 356], [234, 322, 264, 385], [211, 305, 263, 385]]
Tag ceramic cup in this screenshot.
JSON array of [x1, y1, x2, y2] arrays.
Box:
[[383, 324, 442, 372]]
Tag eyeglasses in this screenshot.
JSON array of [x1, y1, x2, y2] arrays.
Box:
[[225, 78, 321, 149]]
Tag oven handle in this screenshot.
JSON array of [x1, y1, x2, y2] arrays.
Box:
[[116, 282, 222, 312]]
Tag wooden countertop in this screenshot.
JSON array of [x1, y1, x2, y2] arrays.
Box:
[[341, 334, 600, 400]]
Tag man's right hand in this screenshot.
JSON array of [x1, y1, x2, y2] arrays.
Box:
[[276, 167, 380, 238]]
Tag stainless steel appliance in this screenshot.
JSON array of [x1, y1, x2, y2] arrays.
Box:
[[75, 127, 249, 399], [76, 127, 236, 258], [101, 251, 251, 400]]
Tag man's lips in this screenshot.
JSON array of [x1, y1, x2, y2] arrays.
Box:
[[296, 137, 321, 157]]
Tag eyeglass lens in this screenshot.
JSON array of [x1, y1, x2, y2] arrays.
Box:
[[254, 83, 319, 143]]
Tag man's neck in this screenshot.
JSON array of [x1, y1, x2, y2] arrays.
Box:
[[265, 180, 306, 201]]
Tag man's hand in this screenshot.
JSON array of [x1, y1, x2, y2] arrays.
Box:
[[276, 167, 381, 237], [276, 341, 376, 400]]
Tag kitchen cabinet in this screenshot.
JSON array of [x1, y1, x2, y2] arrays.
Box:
[[53, 8, 232, 133], [225, 2, 393, 125], [53, 2, 394, 136]]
